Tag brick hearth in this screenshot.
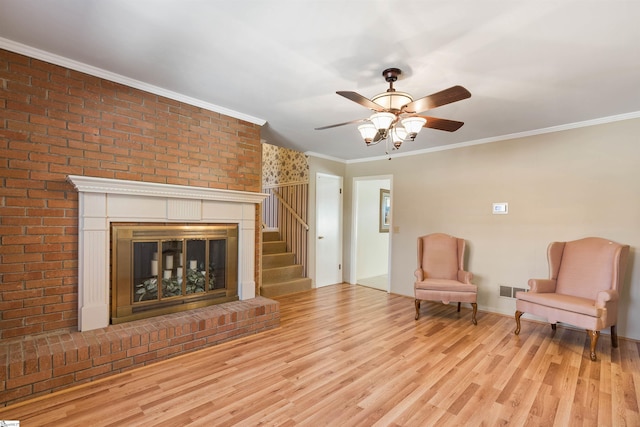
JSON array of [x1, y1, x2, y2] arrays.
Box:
[[0, 297, 279, 407]]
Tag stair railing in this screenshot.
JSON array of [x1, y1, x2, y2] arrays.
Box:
[[262, 183, 309, 276]]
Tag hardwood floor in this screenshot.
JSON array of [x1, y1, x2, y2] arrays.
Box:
[[1, 283, 639, 426]]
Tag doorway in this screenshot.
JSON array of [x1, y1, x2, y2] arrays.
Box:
[[351, 176, 392, 292], [315, 173, 343, 287]]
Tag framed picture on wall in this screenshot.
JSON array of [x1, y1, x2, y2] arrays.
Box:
[[379, 189, 390, 233]]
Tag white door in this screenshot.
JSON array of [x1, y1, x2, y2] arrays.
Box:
[[316, 173, 342, 287]]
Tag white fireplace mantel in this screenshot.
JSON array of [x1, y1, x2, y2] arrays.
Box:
[[67, 175, 268, 331]]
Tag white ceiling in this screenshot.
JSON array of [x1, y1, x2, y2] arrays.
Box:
[[1, 1, 639, 161]]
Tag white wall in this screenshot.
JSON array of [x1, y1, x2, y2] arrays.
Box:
[[341, 117, 640, 340]]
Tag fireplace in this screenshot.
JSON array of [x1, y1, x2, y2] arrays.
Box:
[[67, 175, 268, 331], [111, 223, 239, 323]]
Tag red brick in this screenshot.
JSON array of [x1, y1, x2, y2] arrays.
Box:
[[0, 299, 24, 312], [157, 344, 183, 359], [32, 374, 74, 393], [133, 351, 157, 365], [126, 345, 149, 358], [74, 363, 112, 381], [38, 354, 53, 372], [92, 350, 126, 367], [2, 324, 43, 339], [183, 338, 206, 351], [112, 358, 134, 371], [0, 263, 26, 275], [0, 385, 33, 403], [149, 340, 169, 352], [43, 319, 77, 332], [25, 313, 63, 325], [6, 369, 52, 389], [43, 302, 75, 314], [52, 359, 92, 377], [2, 306, 43, 320]]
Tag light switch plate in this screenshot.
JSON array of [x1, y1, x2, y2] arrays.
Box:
[[492, 202, 508, 214]]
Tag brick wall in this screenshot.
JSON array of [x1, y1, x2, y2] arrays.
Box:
[[0, 48, 263, 340]]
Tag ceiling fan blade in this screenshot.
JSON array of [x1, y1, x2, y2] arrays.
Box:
[[402, 86, 471, 114], [336, 91, 385, 112], [315, 118, 367, 130], [417, 116, 465, 132]]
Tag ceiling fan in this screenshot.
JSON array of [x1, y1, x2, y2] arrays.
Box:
[[315, 68, 471, 151]]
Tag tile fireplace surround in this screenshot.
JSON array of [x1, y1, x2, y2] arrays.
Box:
[[66, 175, 268, 331]]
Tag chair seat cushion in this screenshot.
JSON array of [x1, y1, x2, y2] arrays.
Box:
[[415, 279, 477, 293], [517, 291, 602, 318]]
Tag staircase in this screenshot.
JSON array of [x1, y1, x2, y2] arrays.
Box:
[[261, 230, 312, 297]]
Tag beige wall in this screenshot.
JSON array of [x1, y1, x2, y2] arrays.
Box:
[[340, 117, 640, 340]]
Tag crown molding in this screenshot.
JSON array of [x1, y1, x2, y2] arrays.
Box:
[[304, 151, 347, 164], [346, 110, 640, 164]]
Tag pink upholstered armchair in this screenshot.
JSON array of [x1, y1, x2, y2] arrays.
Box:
[[414, 233, 478, 324], [515, 237, 630, 361]]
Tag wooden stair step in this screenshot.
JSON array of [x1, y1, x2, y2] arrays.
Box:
[[263, 252, 296, 269], [263, 240, 287, 254], [260, 278, 312, 298], [263, 264, 304, 283], [261, 231, 310, 297], [262, 230, 281, 242]]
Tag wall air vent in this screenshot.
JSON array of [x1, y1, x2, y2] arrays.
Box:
[[499, 285, 528, 298]]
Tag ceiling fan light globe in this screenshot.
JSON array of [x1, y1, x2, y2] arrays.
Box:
[[372, 92, 413, 112], [369, 112, 395, 132], [401, 117, 427, 140], [392, 125, 408, 142], [357, 123, 378, 145]]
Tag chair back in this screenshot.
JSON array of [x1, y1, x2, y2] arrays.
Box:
[[554, 237, 630, 299], [418, 233, 463, 280]]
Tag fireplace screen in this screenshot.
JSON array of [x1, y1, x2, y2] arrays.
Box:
[[111, 224, 238, 323]]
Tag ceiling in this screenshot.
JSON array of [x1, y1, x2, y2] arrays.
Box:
[[1, 1, 639, 162]]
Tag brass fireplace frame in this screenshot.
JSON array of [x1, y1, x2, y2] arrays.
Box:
[[111, 223, 238, 324]]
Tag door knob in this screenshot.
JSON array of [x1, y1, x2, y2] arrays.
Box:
[[318, 236, 324, 239]]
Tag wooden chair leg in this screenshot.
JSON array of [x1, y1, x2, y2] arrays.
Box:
[[471, 303, 477, 325], [587, 330, 600, 361], [514, 310, 523, 335], [611, 325, 618, 348], [457, 302, 461, 312], [414, 299, 420, 320], [551, 323, 557, 331]]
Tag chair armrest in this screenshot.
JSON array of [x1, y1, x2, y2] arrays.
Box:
[[457, 270, 473, 284], [414, 269, 424, 281], [596, 289, 619, 308], [527, 278, 557, 293]]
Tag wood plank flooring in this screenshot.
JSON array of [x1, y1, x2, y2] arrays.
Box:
[[1, 283, 639, 426]]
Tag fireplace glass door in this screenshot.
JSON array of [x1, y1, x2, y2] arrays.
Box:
[[112, 224, 238, 323]]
